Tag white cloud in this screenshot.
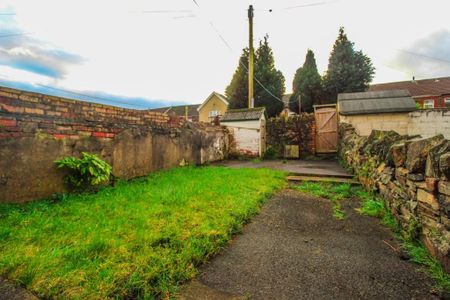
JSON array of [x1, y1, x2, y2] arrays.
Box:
[[0, 0, 449, 104]]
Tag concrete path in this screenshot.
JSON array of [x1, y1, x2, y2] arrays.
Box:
[[214, 159, 352, 178], [180, 189, 437, 300]]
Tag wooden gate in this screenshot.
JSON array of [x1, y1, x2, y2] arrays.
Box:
[[314, 104, 338, 153]]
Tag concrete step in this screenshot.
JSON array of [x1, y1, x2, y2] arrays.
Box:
[[288, 175, 360, 185], [288, 172, 354, 179]]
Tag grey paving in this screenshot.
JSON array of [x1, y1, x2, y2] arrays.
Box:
[[180, 189, 437, 300], [214, 159, 352, 178]]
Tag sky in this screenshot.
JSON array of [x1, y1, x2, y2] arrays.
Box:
[[0, 0, 449, 109]]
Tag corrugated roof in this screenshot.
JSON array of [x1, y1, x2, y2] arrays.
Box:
[[369, 76, 450, 97], [338, 89, 417, 115], [221, 107, 265, 122]]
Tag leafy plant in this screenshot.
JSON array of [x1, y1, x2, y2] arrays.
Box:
[[263, 146, 277, 160], [54, 152, 112, 191]]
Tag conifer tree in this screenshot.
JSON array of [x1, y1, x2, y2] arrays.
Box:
[[225, 35, 285, 117], [322, 27, 375, 102], [289, 49, 322, 113]]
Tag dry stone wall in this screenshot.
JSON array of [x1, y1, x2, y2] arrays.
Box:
[[0, 86, 229, 203], [339, 123, 450, 272]]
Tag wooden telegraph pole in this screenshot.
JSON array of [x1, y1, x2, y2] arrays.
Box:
[[248, 5, 254, 109]]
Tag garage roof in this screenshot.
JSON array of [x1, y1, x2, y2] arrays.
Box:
[[338, 90, 417, 115], [221, 107, 266, 122]]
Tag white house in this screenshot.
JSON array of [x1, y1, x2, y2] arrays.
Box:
[[220, 107, 266, 157]]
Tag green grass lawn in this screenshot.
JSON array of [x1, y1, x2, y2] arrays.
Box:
[[0, 166, 286, 299]]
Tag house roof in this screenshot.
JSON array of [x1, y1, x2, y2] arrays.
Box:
[[221, 107, 266, 122], [369, 76, 450, 97], [282, 94, 292, 107], [197, 92, 229, 112], [338, 89, 417, 115], [149, 104, 200, 117]]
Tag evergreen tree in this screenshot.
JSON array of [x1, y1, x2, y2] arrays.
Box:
[[322, 27, 375, 102], [289, 49, 322, 113], [254, 36, 285, 117], [225, 48, 250, 109], [225, 35, 285, 117]]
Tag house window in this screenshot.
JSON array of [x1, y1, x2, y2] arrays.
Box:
[[445, 98, 450, 108], [209, 110, 220, 117], [423, 99, 434, 109]]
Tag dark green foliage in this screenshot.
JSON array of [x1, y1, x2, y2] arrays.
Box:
[[225, 35, 285, 117], [225, 48, 250, 109], [266, 114, 315, 158], [254, 36, 285, 117], [322, 27, 375, 102], [54, 152, 112, 191], [289, 49, 323, 113], [263, 146, 277, 160]]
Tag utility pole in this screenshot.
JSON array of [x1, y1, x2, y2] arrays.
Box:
[[248, 5, 254, 109]]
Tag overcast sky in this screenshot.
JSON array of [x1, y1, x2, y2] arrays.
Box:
[[0, 0, 449, 108]]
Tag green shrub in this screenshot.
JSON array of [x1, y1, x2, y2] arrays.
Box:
[[54, 152, 112, 191], [263, 146, 278, 160]]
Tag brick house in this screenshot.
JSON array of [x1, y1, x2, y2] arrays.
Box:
[[369, 76, 450, 109]]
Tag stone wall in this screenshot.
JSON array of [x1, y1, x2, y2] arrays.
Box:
[[266, 114, 315, 158], [0, 86, 229, 203], [339, 109, 450, 139], [339, 123, 450, 271]]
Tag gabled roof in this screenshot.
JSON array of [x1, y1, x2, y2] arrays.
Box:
[[221, 107, 266, 122], [369, 76, 450, 97], [338, 90, 417, 115], [197, 92, 229, 112], [149, 104, 200, 117]]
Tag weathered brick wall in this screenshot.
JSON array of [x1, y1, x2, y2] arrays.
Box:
[[266, 114, 316, 157], [339, 123, 450, 272], [408, 109, 450, 139], [0, 86, 229, 203]]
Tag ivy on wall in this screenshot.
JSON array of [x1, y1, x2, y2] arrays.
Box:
[[266, 114, 315, 157]]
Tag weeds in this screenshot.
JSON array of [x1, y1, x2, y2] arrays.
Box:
[[292, 182, 354, 220], [355, 189, 450, 293], [293, 180, 450, 293]]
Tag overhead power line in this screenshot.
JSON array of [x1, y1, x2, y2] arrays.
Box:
[[190, 1, 291, 104], [395, 49, 450, 65], [284, 2, 328, 10], [141, 10, 193, 14]]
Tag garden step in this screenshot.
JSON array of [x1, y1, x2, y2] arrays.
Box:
[[288, 172, 354, 179], [287, 175, 360, 184]]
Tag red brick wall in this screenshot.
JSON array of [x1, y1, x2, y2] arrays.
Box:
[[0, 86, 229, 203], [0, 86, 178, 140], [414, 95, 450, 108]]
